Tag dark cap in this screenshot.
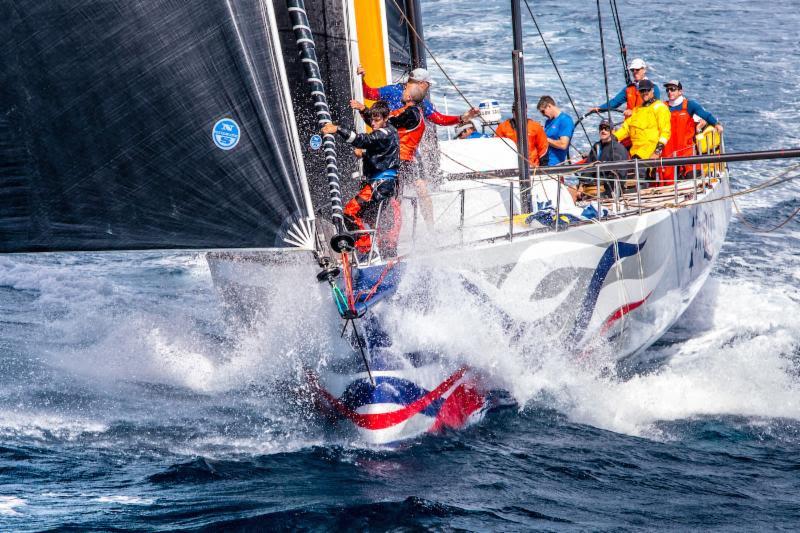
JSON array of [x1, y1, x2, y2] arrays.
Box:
[[636, 79, 654, 92], [599, 119, 613, 129]]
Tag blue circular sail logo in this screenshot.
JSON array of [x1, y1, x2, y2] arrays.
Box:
[[212, 118, 240, 150], [309, 134, 323, 150]]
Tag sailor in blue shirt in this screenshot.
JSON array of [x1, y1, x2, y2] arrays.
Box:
[[538, 96, 574, 166], [588, 58, 661, 118]]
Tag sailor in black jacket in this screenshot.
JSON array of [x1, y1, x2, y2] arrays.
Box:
[[579, 119, 630, 199], [322, 100, 400, 255]]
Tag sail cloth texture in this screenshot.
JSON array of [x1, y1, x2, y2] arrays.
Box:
[[385, 0, 426, 72], [0, 0, 309, 253], [271, 0, 359, 222], [385, 0, 414, 72]]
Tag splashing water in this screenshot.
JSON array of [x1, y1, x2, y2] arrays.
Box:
[[3, 0, 800, 529]]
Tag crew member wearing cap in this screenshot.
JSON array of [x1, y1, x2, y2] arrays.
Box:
[[579, 119, 629, 199], [589, 58, 661, 119], [613, 79, 671, 174], [658, 79, 724, 185], [358, 65, 479, 126], [455, 120, 487, 140]]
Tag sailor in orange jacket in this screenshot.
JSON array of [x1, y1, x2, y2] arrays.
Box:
[[588, 58, 661, 119], [657, 79, 724, 185], [495, 117, 549, 167]]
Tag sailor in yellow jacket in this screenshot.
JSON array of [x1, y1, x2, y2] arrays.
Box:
[[613, 79, 671, 159]]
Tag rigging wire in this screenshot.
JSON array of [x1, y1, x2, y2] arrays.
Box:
[[733, 197, 800, 233], [608, 0, 631, 85], [596, 0, 614, 128], [386, 0, 473, 111], [385, 0, 548, 177], [522, 0, 592, 146]]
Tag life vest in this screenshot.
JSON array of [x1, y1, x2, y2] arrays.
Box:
[[625, 84, 644, 110], [613, 100, 671, 160], [696, 125, 724, 177], [495, 118, 548, 167], [390, 104, 425, 162], [657, 99, 697, 186]]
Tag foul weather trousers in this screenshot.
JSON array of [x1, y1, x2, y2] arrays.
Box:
[[343, 177, 398, 255]]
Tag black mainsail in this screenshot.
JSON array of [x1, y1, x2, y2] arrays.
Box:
[[0, 1, 317, 253], [386, 0, 426, 72]]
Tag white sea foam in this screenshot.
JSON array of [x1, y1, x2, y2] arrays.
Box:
[[512, 279, 800, 438], [370, 260, 800, 439], [0, 412, 107, 440], [94, 495, 154, 506], [60, 256, 800, 443], [0, 496, 26, 517]]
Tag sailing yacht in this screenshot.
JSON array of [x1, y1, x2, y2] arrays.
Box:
[[209, 0, 735, 444], [1, 0, 795, 444]]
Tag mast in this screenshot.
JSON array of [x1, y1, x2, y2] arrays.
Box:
[[511, 0, 533, 213], [404, 0, 426, 69], [286, 0, 354, 253]]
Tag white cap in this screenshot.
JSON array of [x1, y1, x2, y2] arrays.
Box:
[[455, 122, 474, 135], [408, 68, 436, 85], [628, 58, 647, 70]]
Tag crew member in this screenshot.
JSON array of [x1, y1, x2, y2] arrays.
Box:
[[613, 79, 671, 185], [322, 100, 399, 255], [589, 58, 661, 118], [538, 95, 575, 165], [579, 119, 629, 199], [354, 77, 439, 230], [359, 65, 479, 126], [455, 120, 487, 139], [495, 116, 549, 167], [658, 79, 724, 185]]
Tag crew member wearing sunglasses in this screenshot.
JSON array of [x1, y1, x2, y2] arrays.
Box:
[[657, 80, 724, 185], [588, 58, 661, 119], [578, 119, 630, 199], [613, 78, 671, 181]]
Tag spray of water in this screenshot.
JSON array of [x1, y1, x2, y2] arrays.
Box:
[[1, 247, 799, 451]]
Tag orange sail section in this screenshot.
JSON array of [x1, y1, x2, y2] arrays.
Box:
[[354, 0, 390, 101]]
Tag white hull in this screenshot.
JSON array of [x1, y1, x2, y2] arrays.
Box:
[[207, 176, 731, 443], [415, 179, 731, 364]]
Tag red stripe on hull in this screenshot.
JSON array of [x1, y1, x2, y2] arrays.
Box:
[[310, 367, 469, 431], [430, 380, 485, 433], [600, 294, 651, 335]]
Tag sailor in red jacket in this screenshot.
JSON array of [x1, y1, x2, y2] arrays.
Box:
[[359, 65, 479, 126], [352, 82, 434, 232], [657, 79, 724, 185]]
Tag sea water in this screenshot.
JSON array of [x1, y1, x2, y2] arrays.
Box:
[[2, 0, 800, 530]]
